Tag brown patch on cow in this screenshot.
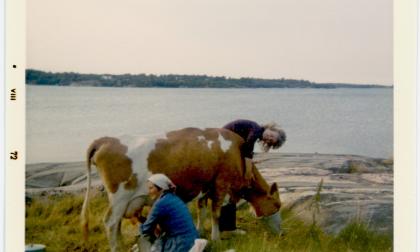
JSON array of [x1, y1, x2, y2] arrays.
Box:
[[203, 128, 219, 141], [166, 127, 203, 139], [90, 137, 133, 193], [150, 127, 280, 218], [124, 173, 138, 190], [148, 128, 247, 203]]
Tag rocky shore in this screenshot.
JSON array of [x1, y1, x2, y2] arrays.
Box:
[[26, 152, 393, 236]]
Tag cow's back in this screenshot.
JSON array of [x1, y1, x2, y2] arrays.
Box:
[[147, 127, 245, 201]]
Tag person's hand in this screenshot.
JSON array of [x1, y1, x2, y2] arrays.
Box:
[[154, 224, 162, 237]]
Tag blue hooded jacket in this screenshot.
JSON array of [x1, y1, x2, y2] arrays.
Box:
[[141, 192, 198, 251]]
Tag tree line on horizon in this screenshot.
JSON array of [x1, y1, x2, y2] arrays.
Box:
[[25, 69, 390, 89]]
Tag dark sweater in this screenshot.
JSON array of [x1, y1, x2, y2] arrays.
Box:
[[223, 119, 265, 158]]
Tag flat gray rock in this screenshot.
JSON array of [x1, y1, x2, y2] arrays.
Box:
[[254, 153, 393, 235]]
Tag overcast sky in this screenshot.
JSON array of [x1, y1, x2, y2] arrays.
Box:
[[27, 0, 393, 85]]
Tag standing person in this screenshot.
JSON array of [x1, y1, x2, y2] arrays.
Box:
[[219, 119, 286, 234], [139, 173, 199, 252]]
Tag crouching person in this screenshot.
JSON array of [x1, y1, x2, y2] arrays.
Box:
[[138, 174, 200, 252]]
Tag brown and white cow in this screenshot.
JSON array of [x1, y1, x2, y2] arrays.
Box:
[[81, 127, 281, 252]]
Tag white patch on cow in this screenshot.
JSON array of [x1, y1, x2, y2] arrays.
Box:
[[118, 135, 149, 149], [119, 136, 159, 198], [218, 134, 232, 153], [109, 183, 134, 204], [198, 136, 213, 150], [207, 140, 213, 149]]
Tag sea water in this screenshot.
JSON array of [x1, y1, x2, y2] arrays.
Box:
[[26, 85, 392, 163]]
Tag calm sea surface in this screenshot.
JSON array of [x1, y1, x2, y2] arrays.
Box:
[[26, 85, 393, 163]]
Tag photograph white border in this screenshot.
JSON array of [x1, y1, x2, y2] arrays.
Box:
[[5, 0, 25, 250], [3, 0, 417, 251]]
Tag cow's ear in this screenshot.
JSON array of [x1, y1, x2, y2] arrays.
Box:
[[270, 183, 278, 194]]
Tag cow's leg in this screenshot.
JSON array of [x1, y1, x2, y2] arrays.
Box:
[[103, 192, 133, 252], [196, 194, 208, 235], [210, 194, 226, 240], [104, 205, 127, 252], [103, 207, 122, 252]]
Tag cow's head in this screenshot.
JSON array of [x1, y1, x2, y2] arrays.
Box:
[[244, 164, 282, 233], [246, 183, 280, 216]]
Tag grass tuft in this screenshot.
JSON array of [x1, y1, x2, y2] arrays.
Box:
[[330, 221, 393, 252]]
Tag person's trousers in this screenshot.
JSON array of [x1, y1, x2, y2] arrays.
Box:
[[219, 203, 237, 231]]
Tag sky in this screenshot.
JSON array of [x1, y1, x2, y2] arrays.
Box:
[[26, 0, 393, 85]]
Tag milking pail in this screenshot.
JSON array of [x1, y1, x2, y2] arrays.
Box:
[[260, 211, 282, 234], [25, 244, 46, 252]]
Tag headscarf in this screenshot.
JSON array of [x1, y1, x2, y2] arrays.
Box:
[[148, 173, 176, 191]]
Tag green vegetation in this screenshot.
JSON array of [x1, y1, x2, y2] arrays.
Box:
[[26, 191, 392, 252], [26, 69, 391, 89]]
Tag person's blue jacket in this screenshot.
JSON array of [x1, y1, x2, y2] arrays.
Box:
[[141, 192, 198, 251]]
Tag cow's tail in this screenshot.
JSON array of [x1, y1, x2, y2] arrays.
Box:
[[81, 141, 98, 241]]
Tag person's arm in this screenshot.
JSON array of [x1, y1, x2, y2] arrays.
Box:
[[241, 142, 254, 159], [140, 203, 162, 241]]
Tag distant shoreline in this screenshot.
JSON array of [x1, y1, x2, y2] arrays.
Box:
[[26, 69, 392, 89]]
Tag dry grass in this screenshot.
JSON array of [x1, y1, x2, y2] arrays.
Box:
[[26, 192, 392, 252]]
